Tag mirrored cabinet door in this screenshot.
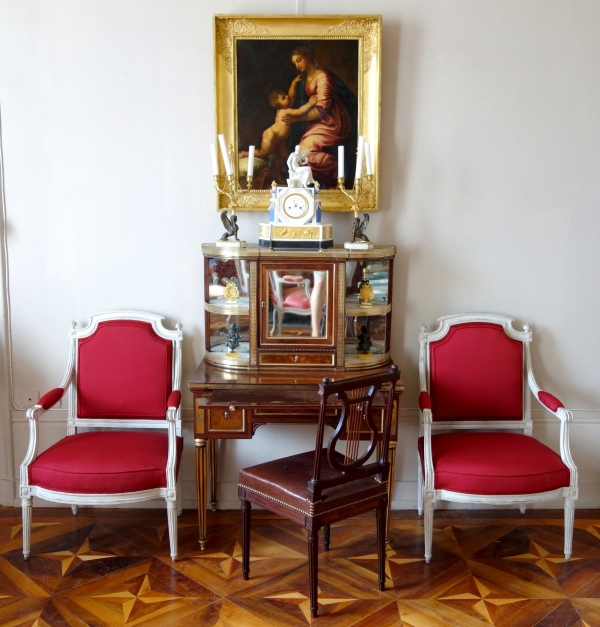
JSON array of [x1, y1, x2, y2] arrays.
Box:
[[260, 262, 336, 347]]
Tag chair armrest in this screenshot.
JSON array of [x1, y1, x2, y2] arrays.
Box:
[[38, 387, 65, 411], [168, 390, 181, 409], [419, 391, 432, 411], [538, 391, 564, 413]]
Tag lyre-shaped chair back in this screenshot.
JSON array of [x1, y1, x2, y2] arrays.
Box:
[[310, 367, 399, 499]]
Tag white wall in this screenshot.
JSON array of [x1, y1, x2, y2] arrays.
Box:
[[1, 0, 599, 510]]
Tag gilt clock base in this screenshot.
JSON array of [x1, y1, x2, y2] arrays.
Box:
[[259, 222, 333, 250]]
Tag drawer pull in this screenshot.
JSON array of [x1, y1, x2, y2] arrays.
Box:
[[224, 411, 230, 419], [229, 405, 236, 411], [294, 356, 300, 363]]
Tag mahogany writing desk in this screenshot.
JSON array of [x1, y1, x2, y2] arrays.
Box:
[[189, 359, 403, 548]]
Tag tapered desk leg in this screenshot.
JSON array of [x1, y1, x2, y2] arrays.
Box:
[[195, 438, 208, 549], [209, 439, 218, 512], [386, 441, 396, 541]]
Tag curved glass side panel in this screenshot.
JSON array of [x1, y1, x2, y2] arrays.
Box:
[[344, 313, 389, 369], [206, 257, 251, 310], [206, 311, 250, 366], [345, 259, 389, 305]]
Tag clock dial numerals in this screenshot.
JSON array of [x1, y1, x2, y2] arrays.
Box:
[[283, 194, 309, 219]]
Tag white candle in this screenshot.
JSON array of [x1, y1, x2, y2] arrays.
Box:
[[210, 143, 219, 176], [355, 136, 365, 180], [247, 145, 255, 176], [364, 142, 373, 176], [217, 134, 233, 176], [337, 146, 344, 178]]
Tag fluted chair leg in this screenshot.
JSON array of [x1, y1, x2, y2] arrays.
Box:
[[323, 524, 330, 551], [167, 501, 178, 562], [22, 497, 32, 560], [564, 497, 575, 560], [424, 499, 434, 563]]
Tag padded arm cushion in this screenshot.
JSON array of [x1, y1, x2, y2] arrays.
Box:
[[538, 391, 564, 412], [168, 390, 182, 409], [419, 391, 432, 411], [38, 388, 64, 410]]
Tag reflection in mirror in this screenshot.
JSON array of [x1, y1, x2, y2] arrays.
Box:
[[207, 258, 251, 307], [268, 270, 328, 338], [345, 260, 389, 304], [209, 313, 250, 355], [345, 314, 387, 356]]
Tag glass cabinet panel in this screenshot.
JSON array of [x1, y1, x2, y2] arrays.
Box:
[[344, 257, 392, 368], [205, 256, 251, 367], [206, 257, 250, 307], [345, 259, 390, 305], [207, 311, 250, 358]]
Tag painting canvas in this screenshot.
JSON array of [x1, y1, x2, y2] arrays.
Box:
[[214, 15, 381, 212], [236, 39, 359, 190]]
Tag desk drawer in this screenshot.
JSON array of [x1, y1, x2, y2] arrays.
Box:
[[208, 406, 246, 433], [259, 352, 335, 366]]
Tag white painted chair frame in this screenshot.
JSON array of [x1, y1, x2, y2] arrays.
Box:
[[19, 310, 183, 561], [417, 313, 578, 563]]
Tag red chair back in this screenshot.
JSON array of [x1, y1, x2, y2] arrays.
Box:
[[429, 322, 523, 421], [77, 320, 173, 419]]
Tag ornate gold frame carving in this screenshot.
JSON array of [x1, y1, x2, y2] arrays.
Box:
[[213, 15, 381, 213]]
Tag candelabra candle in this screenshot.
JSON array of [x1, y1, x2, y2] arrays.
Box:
[[364, 142, 373, 176], [247, 146, 255, 177], [355, 136, 365, 180], [217, 134, 232, 175], [338, 146, 344, 178]]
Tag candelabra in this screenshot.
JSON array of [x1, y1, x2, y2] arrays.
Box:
[[213, 170, 254, 248], [337, 173, 376, 249]]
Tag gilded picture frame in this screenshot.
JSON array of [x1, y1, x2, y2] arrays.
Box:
[[213, 14, 382, 212]]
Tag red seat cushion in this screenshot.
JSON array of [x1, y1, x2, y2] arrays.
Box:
[[29, 431, 183, 494], [418, 432, 570, 495], [281, 287, 310, 309]]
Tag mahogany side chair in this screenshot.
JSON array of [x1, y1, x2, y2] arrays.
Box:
[[418, 313, 578, 563], [20, 311, 184, 561], [238, 365, 401, 619]]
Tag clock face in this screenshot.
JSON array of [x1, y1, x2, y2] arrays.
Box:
[[283, 193, 309, 219]]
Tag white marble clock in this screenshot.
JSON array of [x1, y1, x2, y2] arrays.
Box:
[[259, 183, 333, 250]]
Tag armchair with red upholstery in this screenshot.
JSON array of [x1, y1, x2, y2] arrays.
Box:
[[418, 313, 578, 563], [19, 311, 183, 561]]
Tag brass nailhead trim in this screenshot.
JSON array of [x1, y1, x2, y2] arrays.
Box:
[[238, 482, 388, 518]]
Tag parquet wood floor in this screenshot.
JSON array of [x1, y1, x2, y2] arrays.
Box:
[[1, 507, 600, 626]]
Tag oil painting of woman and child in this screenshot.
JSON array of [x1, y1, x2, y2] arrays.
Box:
[[236, 39, 359, 190]]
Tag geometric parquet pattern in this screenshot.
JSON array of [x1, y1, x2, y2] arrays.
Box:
[[2, 507, 600, 626]]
